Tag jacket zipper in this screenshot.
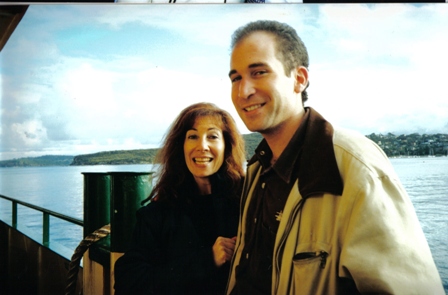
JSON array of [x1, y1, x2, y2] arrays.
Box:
[[319, 251, 328, 269], [274, 198, 304, 293]]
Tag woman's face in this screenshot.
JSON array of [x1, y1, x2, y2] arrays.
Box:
[[184, 116, 225, 187]]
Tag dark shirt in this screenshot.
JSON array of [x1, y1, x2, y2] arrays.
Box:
[[231, 109, 310, 294]]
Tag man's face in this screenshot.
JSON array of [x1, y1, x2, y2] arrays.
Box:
[[229, 31, 304, 135]]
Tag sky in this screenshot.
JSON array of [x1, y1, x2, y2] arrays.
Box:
[[1, 3, 447, 161]]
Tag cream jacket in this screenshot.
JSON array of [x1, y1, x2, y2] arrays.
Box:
[[227, 123, 444, 294]]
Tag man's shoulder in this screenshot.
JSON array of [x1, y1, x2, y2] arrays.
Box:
[[333, 127, 384, 157], [332, 127, 396, 178]]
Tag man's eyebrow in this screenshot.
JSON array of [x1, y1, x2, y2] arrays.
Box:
[[228, 69, 237, 78], [249, 62, 268, 69], [228, 62, 269, 78]]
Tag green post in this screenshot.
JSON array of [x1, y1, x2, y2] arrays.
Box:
[[12, 201, 17, 228], [82, 172, 111, 238], [110, 172, 153, 253], [43, 212, 50, 246]]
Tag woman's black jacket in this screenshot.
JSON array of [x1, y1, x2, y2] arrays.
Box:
[[114, 192, 239, 295]]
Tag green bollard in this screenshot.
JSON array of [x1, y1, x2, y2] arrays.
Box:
[[109, 172, 153, 253], [82, 172, 111, 238]]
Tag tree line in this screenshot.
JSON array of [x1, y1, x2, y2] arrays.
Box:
[[1, 132, 446, 167]]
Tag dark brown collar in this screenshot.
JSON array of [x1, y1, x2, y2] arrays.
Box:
[[249, 107, 343, 198]]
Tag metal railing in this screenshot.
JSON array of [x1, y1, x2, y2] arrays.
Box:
[[0, 194, 83, 246]]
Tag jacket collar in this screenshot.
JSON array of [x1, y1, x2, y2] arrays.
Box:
[[248, 107, 343, 198]]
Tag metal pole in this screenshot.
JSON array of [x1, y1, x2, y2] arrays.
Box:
[[43, 212, 50, 246], [82, 173, 111, 238], [109, 172, 153, 253], [12, 201, 17, 228]]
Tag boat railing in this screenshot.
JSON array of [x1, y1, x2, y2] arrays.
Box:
[[1, 171, 154, 295], [0, 193, 83, 247]]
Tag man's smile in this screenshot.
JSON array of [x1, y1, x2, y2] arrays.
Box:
[[244, 103, 265, 112]]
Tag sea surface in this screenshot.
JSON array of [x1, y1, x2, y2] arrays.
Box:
[[0, 164, 154, 252], [0, 158, 447, 291]]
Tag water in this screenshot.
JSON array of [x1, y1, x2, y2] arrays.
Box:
[[389, 157, 448, 292], [0, 159, 447, 291], [0, 164, 155, 251]]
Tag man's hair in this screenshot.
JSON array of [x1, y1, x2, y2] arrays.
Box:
[[231, 20, 310, 104]]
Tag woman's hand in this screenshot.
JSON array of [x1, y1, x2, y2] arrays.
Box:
[[212, 236, 237, 267]]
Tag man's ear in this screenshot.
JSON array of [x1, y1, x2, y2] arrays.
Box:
[[294, 66, 309, 94]]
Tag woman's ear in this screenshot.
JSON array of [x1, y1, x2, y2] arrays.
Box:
[[294, 66, 309, 94]]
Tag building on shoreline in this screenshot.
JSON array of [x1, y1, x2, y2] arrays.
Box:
[[367, 133, 448, 157]]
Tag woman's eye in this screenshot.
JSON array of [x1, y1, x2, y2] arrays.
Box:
[[187, 134, 198, 140]]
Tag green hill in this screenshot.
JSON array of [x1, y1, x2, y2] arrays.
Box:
[[243, 132, 263, 157], [70, 133, 263, 166], [0, 133, 263, 167], [4, 132, 444, 167], [70, 149, 159, 166], [0, 155, 74, 167]]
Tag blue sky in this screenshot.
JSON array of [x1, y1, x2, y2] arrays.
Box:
[[1, 3, 447, 160]]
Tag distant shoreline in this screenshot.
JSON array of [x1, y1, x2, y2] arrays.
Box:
[[1, 132, 447, 167]]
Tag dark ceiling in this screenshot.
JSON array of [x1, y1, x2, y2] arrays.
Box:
[[0, 5, 28, 52]]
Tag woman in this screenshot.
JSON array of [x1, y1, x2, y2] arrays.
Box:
[[114, 102, 246, 295]]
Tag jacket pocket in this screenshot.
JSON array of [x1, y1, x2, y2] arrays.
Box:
[[291, 243, 331, 294], [293, 251, 328, 269]]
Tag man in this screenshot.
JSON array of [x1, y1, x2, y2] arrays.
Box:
[[226, 20, 444, 294]]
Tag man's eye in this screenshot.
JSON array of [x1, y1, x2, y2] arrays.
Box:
[[254, 70, 266, 76], [230, 76, 241, 83]]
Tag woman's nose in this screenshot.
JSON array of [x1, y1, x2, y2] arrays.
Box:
[[196, 137, 209, 151]]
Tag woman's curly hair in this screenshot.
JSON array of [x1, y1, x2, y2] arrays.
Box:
[[143, 102, 246, 204]]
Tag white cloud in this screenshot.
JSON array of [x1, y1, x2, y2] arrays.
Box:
[[316, 5, 448, 64], [11, 120, 48, 147], [95, 4, 314, 47], [307, 4, 448, 135], [1, 4, 447, 161]]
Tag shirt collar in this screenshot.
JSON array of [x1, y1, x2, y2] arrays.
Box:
[[249, 107, 343, 198]]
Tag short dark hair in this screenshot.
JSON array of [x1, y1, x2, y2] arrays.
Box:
[[231, 20, 310, 104]]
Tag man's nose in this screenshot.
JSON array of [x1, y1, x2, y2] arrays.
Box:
[[238, 78, 256, 99]]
